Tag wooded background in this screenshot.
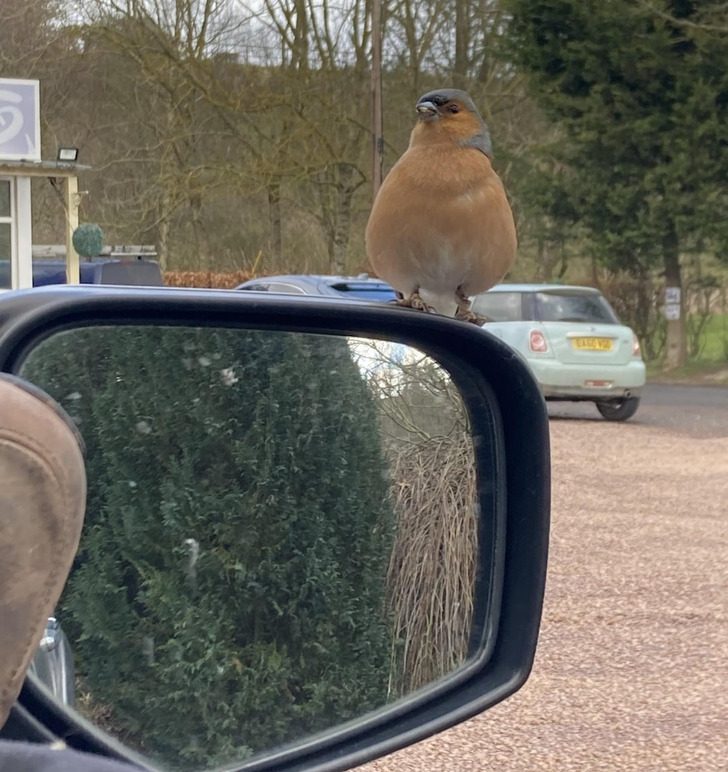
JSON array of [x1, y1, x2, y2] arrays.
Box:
[[3, 0, 727, 366]]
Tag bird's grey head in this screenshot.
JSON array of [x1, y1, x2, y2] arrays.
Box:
[[415, 89, 493, 158]]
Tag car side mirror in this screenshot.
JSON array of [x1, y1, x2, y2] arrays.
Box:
[[0, 286, 550, 772]]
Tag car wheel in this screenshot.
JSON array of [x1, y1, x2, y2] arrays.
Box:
[[595, 396, 640, 421]]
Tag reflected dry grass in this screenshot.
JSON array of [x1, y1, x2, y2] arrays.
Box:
[[384, 426, 477, 694], [361, 348, 480, 696]]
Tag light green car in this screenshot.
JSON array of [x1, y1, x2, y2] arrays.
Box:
[[472, 284, 647, 421]]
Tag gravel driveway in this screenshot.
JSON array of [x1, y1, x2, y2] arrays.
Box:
[[360, 414, 728, 771]]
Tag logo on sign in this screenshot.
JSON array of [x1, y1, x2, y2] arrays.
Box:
[[665, 287, 681, 305], [0, 79, 40, 161]]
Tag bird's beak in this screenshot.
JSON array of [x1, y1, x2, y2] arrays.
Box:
[[416, 101, 438, 117]]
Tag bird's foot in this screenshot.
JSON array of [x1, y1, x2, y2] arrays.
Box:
[[455, 287, 489, 325], [455, 308, 490, 326], [397, 292, 436, 313]]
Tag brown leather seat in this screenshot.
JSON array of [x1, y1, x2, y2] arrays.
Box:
[[0, 374, 86, 727]]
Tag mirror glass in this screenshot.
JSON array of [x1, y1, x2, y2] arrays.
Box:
[[19, 325, 492, 770]]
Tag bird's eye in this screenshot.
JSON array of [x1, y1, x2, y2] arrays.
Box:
[[447, 104, 460, 114]]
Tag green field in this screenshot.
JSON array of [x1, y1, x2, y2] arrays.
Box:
[[646, 313, 728, 383], [692, 313, 728, 363]]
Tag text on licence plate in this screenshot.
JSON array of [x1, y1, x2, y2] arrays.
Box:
[[571, 337, 613, 351]]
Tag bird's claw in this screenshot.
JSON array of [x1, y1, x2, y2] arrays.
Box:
[[455, 309, 490, 326], [397, 293, 436, 313]]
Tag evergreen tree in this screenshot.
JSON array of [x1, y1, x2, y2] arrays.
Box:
[[21, 325, 395, 769], [503, 0, 728, 367]]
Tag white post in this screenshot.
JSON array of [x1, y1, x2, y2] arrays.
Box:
[[64, 175, 80, 284], [15, 177, 33, 288]]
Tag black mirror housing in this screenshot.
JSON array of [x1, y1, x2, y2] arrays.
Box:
[[0, 286, 549, 772]]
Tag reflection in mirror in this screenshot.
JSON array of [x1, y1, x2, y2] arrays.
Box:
[[19, 326, 488, 770]]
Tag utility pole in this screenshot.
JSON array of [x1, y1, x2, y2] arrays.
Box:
[[371, 0, 383, 200]]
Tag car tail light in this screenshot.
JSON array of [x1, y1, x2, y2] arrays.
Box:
[[529, 329, 549, 353], [632, 334, 642, 357]]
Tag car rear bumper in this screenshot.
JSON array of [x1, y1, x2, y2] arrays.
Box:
[[527, 358, 646, 400]]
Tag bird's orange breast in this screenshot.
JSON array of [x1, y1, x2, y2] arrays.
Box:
[[366, 143, 517, 297]]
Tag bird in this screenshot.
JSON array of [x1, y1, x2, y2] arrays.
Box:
[[365, 88, 517, 323]]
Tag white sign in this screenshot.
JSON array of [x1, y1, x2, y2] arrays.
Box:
[[664, 303, 681, 321], [0, 79, 41, 161], [665, 286, 681, 305]]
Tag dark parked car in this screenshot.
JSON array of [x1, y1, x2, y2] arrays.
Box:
[[0, 257, 163, 290], [236, 274, 398, 302], [31, 258, 163, 287]]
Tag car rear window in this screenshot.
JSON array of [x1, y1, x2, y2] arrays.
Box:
[[330, 283, 398, 301], [471, 292, 524, 321], [534, 291, 618, 324], [267, 282, 307, 294]]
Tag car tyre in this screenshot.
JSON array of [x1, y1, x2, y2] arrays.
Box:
[[595, 396, 640, 421]]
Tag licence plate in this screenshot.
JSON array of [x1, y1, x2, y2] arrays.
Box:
[[571, 337, 613, 351]]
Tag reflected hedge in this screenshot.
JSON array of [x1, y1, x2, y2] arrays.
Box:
[[22, 326, 395, 769]]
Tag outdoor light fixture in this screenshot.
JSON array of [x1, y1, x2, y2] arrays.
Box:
[[57, 147, 79, 163]]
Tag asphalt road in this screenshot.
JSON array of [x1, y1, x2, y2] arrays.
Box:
[[361, 383, 728, 772], [548, 382, 728, 437]]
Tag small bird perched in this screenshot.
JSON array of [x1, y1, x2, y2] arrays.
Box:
[[366, 88, 517, 323]]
